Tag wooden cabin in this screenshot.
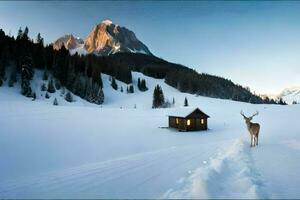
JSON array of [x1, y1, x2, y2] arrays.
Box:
[[168, 108, 210, 131]]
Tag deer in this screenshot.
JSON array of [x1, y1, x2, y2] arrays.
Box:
[[240, 110, 260, 147]]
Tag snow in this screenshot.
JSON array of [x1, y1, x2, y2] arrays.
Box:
[[69, 44, 87, 56], [266, 86, 300, 104], [168, 107, 209, 118], [0, 70, 299, 198], [127, 47, 149, 55], [102, 19, 113, 25]]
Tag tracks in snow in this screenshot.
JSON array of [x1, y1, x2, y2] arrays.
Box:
[[1, 139, 267, 199], [0, 141, 229, 199], [163, 139, 269, 199]]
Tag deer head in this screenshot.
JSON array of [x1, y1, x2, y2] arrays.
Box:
[[240, 110, 259, 124]]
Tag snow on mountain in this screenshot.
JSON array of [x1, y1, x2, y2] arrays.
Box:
[[84, 19, 152, 56], [53, 34, 85, 52], [53, 19, 152, 56], [264, 86, 300, 104], [0, 71, 299, 198], [277, 86, 300, 104]]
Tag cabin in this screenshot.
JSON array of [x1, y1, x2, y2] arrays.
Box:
[[168, 108, 210, 131]]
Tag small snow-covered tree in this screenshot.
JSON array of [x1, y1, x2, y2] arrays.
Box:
[[128, 85, 134, 93], [45, 92, 50, 99], [184, 97, 189, 107], [65, 91, 73, 102], [47, 79, 56, 93], [32, 92, 36, 101], [111, 77, 118, 90], [55, 79, 61, 90], [41, 83, 47, 91], [53, 98, 58, 106]]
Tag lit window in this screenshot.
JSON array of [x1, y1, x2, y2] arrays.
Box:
[[176, 118, 179, 125], [201, 119, 204, 124], [187, 119, 191, 126]]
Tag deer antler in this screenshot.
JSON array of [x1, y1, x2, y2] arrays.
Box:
[[240, 110, 246, 117], [250, 111, 259, 118]]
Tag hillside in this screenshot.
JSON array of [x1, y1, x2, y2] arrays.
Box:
[[0, 71, 299, 198], [0, 28, 276, 105]]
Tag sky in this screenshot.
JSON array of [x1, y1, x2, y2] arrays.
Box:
[[0, 1, 300, 94]]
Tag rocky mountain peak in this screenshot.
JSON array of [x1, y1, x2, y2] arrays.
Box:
[[53, 34, 84, 51]]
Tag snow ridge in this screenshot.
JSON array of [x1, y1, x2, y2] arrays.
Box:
[[163, 140, 268, 199]]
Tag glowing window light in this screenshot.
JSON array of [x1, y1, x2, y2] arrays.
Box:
[[201, 119, 204, 124], [187, 119, 191, 126], [176, 118, 179, 125]]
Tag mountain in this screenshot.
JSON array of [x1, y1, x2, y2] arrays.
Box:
[[53, 34, 84, 51], [84, 19, 152, 56], [275, 86, 300, 104], [53, 20, 152, 56]]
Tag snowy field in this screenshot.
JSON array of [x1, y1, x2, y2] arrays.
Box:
[[0, 72, 299, 198]]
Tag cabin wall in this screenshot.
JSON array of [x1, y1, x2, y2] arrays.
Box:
[[169, 116, 208, 131]]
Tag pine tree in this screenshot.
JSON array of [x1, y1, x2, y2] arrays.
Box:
[[137, 78, 141, 90], [23, 26, 29, 40], [41, 83, 47, 91], [184, 97, 189, 107], [42, 71, 48, 80], [94, 86, 104, 105], [55, 79, 61, 90], [158, 86, 165, 107], [53, 98, 58, 106], [111, 77, 118, 90], [172, 97, 175, 105], [128, 85, 134, 93], [278, 98, 287, 105], [137, 78, 148, 91], [16, 27, 23, 40], [152, 85, 165, 108], [0, 63, 5, 87], [120, 86, 123, 93], [47, 79, 56, 93], [32, 92, 36, 101], [65, 91, 73, 102], [36, 33, 44, 45], [45, 92, 50, 99], [60, 87, 66, 96], [20, 53, 34, 97], [141, 79, 148, 91]]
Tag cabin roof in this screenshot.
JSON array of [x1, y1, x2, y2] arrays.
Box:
[[168, 107, 210, 118]]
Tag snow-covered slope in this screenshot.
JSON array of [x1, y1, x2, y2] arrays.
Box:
[[0, 71, 299, 198], [276, 86, 300, 104]]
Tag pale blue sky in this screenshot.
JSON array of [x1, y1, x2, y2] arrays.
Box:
[[1, 1, 300, 94]]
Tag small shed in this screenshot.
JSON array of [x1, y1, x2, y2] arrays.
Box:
[[168, 107, 210, 131]]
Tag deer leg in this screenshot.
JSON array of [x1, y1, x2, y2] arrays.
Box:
[[256, 136, 259, 146], [250, 135, 253, 147]]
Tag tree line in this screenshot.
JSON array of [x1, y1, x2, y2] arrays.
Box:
[[0, 27, 282, 105]]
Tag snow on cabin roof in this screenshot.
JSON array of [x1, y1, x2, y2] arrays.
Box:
[[168, 107, 210, 118]]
